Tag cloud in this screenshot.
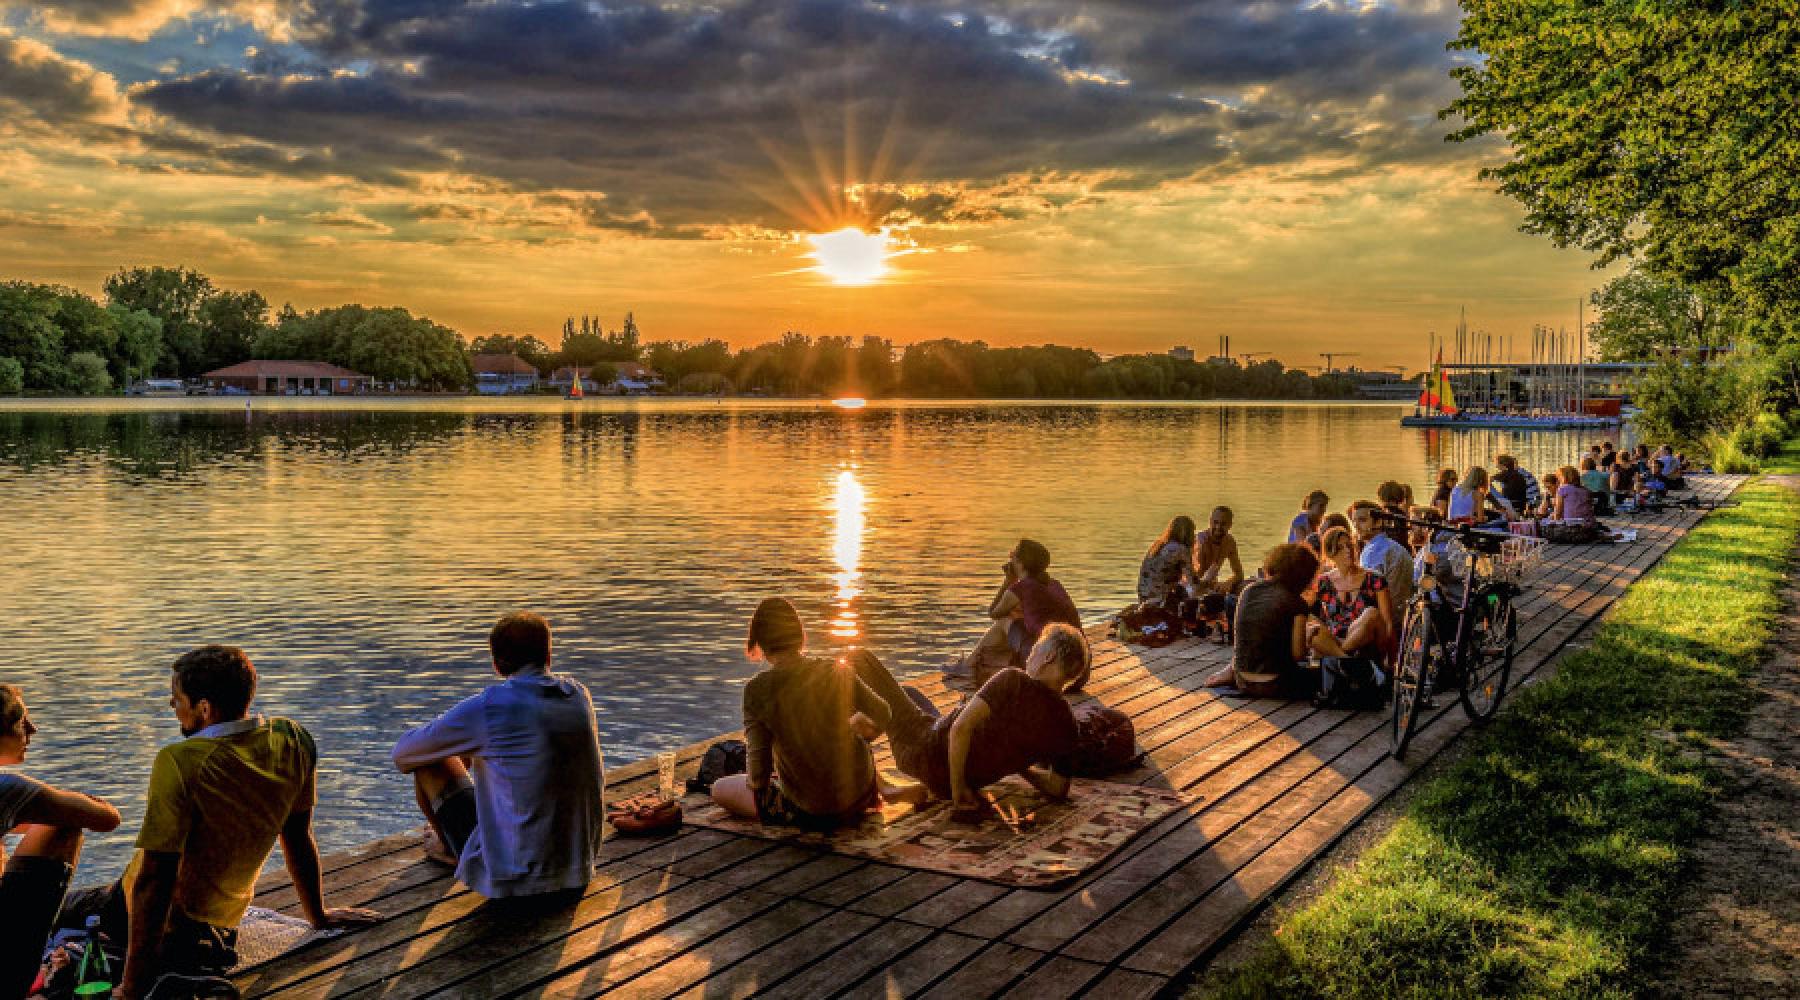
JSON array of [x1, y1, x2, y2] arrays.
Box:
[[8, 1, 206, 41], [6, 2, 1484, 241], [0, 30, 128, 124], [304, 208, 392, 233]]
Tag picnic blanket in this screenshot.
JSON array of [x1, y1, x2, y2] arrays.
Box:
[[682, 776, 1188, 889]]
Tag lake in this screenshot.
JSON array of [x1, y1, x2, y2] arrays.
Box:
[[0, 397, 1631, 878]]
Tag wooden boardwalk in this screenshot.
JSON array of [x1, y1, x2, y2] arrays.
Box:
[[235, 476, 1747, 999]]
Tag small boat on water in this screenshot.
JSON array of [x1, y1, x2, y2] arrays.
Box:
[[566, 376, 585, 401]]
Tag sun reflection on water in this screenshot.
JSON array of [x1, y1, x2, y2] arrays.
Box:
[[830, 466, 866, 639]]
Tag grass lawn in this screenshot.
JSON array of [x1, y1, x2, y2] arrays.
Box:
[[1197, 462, 1800, 998]]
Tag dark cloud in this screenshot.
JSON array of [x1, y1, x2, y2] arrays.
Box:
[[29, 2, 1477, 233], [0, 31, 124, 123]]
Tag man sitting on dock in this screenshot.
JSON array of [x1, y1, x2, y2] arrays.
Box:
[[853, 624, 1086, 818], [392, 612, 606, 902], [57, 646, 378, 999], [1490, 454, 1540, 521]]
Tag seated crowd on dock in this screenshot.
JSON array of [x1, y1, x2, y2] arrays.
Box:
[[0, 442, 1694, 997]]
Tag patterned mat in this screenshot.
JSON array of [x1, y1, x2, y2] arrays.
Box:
[[682, 777, 1188, 889]]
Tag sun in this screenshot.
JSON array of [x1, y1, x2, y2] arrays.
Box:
[[806, 227, 892, 285]]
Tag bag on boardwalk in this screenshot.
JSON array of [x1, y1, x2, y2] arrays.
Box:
[[1541, 521, 1603, 545], [1116, 604, 1183, 647], [1069, 702, 1143, 776], [684, 739, 747, 795], [1313, 657, 1387, 711]]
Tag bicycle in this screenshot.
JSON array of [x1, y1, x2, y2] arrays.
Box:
[[1373, 511, 1544, 760]]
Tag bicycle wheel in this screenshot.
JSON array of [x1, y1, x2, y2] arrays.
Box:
[[1460, 589, 1517, 722], [1391, 602, 1434, 759]]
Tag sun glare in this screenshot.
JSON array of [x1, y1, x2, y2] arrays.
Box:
[[807, 227, 891, 285]]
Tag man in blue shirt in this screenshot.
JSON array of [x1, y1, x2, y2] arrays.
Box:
[[392, 613, 606, 900]]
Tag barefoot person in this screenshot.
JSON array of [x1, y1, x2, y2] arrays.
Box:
[[0, 685, 122, 1000], [392, 613, 606, 901], [57, 647, 377, 999], [854, 624, 1085, 817], [958, 539, 1085, 690], [1206, 544, 1324, 698], [711, 598, 923, 827]]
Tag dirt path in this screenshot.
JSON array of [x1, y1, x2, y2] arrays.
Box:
[[1648, 485, 1800, 998]]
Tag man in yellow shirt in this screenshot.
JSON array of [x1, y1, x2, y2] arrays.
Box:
[[60, 646, 377, 998]]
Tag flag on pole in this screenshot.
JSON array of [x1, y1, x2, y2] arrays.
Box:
[[1417, 347, 1460, 415]]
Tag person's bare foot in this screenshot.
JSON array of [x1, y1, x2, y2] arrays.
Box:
[[1203, 667, 1236, 688], [420, 828, 458, 866], [881, 780, 929, 807]]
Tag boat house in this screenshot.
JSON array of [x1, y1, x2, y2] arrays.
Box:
[[472, 353, 540, 394], [201, 360, 372, 395]]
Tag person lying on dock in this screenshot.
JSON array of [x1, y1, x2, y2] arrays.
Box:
[[0, 684, 123, 1000], [711, 598, 926, 829], [1191, 506, 1245, 596], [1286, 490, 1330, 546], [53, 646, 377, 999], [392, 612, 606, 902], [953, 538, 1086, 690], [854, 624, 1086, 819], [1205, 544, 1325, 698], [1137, 516, 1196, 604]]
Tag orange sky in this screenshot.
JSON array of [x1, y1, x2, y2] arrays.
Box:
[[0, 2, 1611, 373]]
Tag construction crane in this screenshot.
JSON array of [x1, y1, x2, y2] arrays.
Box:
[[1237, 352, 1271, 366], [1319, 352, 1361, 374]]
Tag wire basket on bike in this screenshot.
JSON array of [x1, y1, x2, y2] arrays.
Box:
[[1479, 533, 1547, 585]]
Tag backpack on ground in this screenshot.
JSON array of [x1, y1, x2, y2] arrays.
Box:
[[684, 739, 747, 795], [1069, 702, 1143, 776], [1312, 657, 1388, 711]]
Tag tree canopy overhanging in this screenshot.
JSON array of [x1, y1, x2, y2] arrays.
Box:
[[1446, 0, 1800, 325]]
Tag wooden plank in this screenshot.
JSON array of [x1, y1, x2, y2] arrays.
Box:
[[754, 920, 936, 1000], [836, 931, 987, 1000]]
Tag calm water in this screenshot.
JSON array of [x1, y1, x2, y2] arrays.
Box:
[[0, 398, 1629, 878]]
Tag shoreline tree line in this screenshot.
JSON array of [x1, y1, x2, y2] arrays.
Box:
[[0, 267, 1361, 401]]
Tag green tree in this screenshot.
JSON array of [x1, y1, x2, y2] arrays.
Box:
[[1588, 265, 1744, 361], [108, 305, 164, 384], [260, 305, 471, 390], [196, 289, 268, 372], [1446, 2, 1800, 324], [0, 282, 67, 389], [102, 266, 212, 376], [65, 351, 112, 395], [0, 357, 22, 394]]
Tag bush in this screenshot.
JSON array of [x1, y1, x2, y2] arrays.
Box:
[[0, 356, 21, 395], [66, 351, 112, 395], [1706, 432, 1761, 473]]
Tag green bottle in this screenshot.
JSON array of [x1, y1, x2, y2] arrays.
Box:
[[73, 915, 114, 996]]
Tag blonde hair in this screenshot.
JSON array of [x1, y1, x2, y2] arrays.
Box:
[[1458, 465, 1489, 494]]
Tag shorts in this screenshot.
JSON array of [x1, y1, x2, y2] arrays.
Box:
[[56, 880, 238, 979], [432, 784, 480, 859], [754, 776, 880, 832], [0, 856, 71, 1000]]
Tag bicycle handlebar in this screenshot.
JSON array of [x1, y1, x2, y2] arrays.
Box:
[[1369, 509, 1511, 551]]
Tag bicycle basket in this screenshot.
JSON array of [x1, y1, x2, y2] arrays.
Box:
[[1483, 534, 1546, 585]]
